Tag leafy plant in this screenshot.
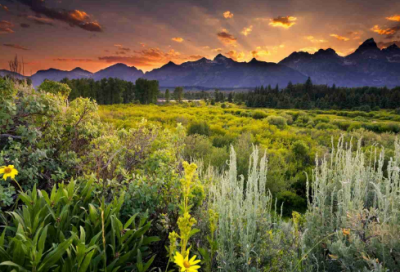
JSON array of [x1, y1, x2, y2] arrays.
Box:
[[0, 179, 158, 271]]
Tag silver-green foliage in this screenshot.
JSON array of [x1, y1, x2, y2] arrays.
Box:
[[304, 137, 400, 271], [209, 146, 274, 271]]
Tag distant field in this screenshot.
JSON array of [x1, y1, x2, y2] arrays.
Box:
[[100, 102, 400, 205]]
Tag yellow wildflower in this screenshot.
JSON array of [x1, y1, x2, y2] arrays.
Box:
[[174, 252, 201, 272], [0, 165, 18, 180], [342, 228, 350, 236], [329, 254, 339, 260]]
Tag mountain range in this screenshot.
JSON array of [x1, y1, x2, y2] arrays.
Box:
[[1, 38, 400, 88]]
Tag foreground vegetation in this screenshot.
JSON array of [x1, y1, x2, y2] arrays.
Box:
[[1, 77, 400, 271]]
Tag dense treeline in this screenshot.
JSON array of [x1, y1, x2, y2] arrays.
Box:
[[60, 77, 159, 104], [240, 78, 400, 110]]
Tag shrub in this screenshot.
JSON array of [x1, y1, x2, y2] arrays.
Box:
[[315, 123, 338, 130], [38, 79, 71, 98], [395, 108, 400, 115], [183, 134, 212, 162], [0, 80, 102, 193], [314, 116, 330, 124], [266, 115, 287, 129], [212, 135, 234, 147], [187, 121, 211, 136], [252, 110, 267, 120], [304, 138, 400, 271], [209, 147, 301, 271]]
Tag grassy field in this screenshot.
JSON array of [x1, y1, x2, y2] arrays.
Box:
[[100, 102, 400, 214]]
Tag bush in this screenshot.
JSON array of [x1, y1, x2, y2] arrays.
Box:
[[212, 134, 234, 147], [187, 121, 211, 136], [252, 110, 267, 119], [304, 138, 400, 271], [266, 115, 287, 129], [183, 134, 212, 161], [315, 123, 338, 130], [38, 79, 71, 98], [0, 80, 102, 193]]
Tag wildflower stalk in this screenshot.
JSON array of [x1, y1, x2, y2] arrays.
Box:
[[167, 161, 201, 271]]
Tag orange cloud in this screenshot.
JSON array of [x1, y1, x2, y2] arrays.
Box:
[[225, 50, 245, 61], [269, 16, 297, 28], [211, 48, 223, 53], [0, 20, 14, 34], [386, 15, 400, 22], [330, 34, 350, 41], [251, 49, 271, 58], [0, 4, 9, 12], [305, 36, 327, 43], [98, 47, 203, 70], [69, 10, 90, 21], [172, 37, 184, 42], [3, 43, 29, 50], [299, 47, 319, 53], [223, 11, 234, 19], [371, 25, 396, 35], [217, 29, 237, 46], [241, 25, 253, 36]]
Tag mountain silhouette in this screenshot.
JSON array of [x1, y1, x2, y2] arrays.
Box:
[[4, 38, 400, 88]]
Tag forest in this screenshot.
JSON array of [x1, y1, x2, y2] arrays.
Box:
[[59, 77, 400, 112], [1, 75, 400, 272]]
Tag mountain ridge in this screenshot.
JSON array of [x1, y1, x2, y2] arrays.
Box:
[[3, 38, 400, 88]]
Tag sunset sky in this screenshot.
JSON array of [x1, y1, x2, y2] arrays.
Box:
[[1, 0, 400, 75]]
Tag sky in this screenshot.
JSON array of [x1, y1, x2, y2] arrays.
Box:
[[1, 0, 400, 75]]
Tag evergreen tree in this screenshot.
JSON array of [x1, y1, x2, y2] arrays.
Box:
[[165, 89, 170, 103], [173, 87, 184, 103]]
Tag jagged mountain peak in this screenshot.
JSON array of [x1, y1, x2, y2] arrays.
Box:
[[71, 67, 92, 73], [315, 48, 338, 56], [355, 38, 379, 53], [383, 43, 400, 52], [164, 61, 178, 67]]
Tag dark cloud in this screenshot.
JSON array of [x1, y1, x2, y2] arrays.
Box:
[[217, 30, 237, 46], [27, 15, 54, 26], [0, 4, 9, 12], [0, 21, 14, 34], [20, 23, 30, 28], [53, 58, 96, 62], [377, 40, 400, 48], [16, 0, 103, 32], [3, 44, 29, 50]]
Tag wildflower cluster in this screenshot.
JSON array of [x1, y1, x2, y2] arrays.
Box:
[[169, 161, 202, 272]]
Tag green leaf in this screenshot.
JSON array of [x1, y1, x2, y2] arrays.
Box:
[[38, 237, 73, 271], [78, 248, 96, 272], [0, 261, 29, 272]]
